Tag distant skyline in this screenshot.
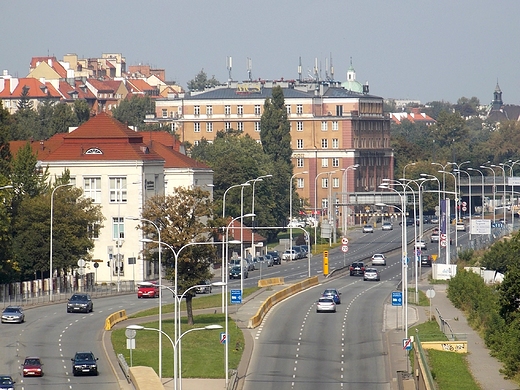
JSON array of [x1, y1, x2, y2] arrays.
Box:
[[2, 0, 520, 106]]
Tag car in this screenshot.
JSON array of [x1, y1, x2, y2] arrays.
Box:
[[1, 306, 25, 323], [22, 356, 43, 377], [282, 249, 297, 261], [430, 216, 439, 224], [349, 261, 365, 276], [363, 224, 374, 233], [267, 251, 281, 265], [137, 282, 159, 298], [364, 267, 380, 281], [381, 221, 393, 231], [298, 245, 309, 254], [291, 246, 304, 259], [430, 228, 440, 243], [322, 288, 341, 304], [71, 351, 98, 376], [371, 253, 386, 266], [399, 218, 415, 226], [229, 265, 248, 279], [420, 254, 432, 267], [195, 280, 212, 294], [456, 223, 466, 231], [0, 375, 14, 390], [316, 297, 336, 313], [244, 258, 255, 271], [415, 240, 427, 250], [264, 254, 274, 267], [67, 293, 93, 313]]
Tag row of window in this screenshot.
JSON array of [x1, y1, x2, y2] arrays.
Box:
[[84, 177, 127, 203], [295, 139, 340, 149], [191, 121, 340, 134], [296, 158, 341, 168]]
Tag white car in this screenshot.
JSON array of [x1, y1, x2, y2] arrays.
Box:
[[363, 224, 374, 233], [382, 222, 393, 231], [282, 250, 297, 261], [371, 253, 386, 266], [316, 297, 336, 313], [415, 240, 427, 250], [456, 223, 466, 231]]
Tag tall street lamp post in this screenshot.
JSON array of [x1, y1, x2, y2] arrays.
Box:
[[314, 170, 335, 248], [492, 164, 507, 216], [50, 183, 72, 302], [455, 169, 472, 240], [341, 164, 359, 235], [481, 165, 496, 223], [468, 168, 485, 219], [439, 170, 458, 261], [289, 171, 308, 252], [250, 175, 272, 262]]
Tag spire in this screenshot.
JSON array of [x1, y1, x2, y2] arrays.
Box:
[[492, 79, 503, 110]]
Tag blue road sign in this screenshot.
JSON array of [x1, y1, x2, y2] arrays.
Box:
[[403, 338, 413, 351], [230, 289, 242, 304], [392, 291, 403, 306], [220, 332, 227, 344]]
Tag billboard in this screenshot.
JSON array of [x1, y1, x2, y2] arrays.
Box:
[[470, 219, 492, 235]]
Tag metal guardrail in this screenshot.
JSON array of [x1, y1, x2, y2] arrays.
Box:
[[117, 353, 131, 382]]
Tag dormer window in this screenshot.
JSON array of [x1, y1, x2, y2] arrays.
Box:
[[85, 148, 103, 155]]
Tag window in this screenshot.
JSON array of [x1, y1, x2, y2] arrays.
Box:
[[206, 105, 213, 115], [84, 177, 101, 203], [321, 198, 328, 210], [254, 105, 261, 115], [332, 158, 339, 167], [162, 109, 167, 118], [254, 122, 261, 132], [297, 158, 304, 168], [237, 105, 243, 116], [321, 121, 328, 131], [322, 178, 329, 188], [321, 158, 329, 168], [333, 177, 340, 188], [225, 122, 232, 130], [194, 105, 200, 116], [297, 178, 304, 188], [112, 217, 125, 240], [206, 122, 213, 132], [297, 121, 303, 132], [336, 105, 343, 116], [237, 122, 244, 131], [332, 138, 339, 149], [296, 139, 304, 149], [332, 121, 339, 131], [88, 223, 100, 239], [225, 105, 231, 115], [109, 177, 127, 203], [194, 122, 200, 132], [286, 105, 291, 114], [194, 140, 200, 146], [321, 139, 328, 149], [296, 104, 303, 114]]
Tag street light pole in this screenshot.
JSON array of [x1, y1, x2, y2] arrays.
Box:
[[49, 183, 72, 302], [492, 164, 507, 218], [314, 170, 334, 248], [250, 175, 272, 262], [455, 169, 472, 240], [341, 164, 359, 235], [481, 165, 496, 223], [468, 168, 485, 219], [289, 171, 308, 253]]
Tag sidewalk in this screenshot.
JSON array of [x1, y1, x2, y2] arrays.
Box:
[[384, 279, 519, 390]]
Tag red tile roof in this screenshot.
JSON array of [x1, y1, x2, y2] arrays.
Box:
[[30, 56, 68, 78], [126, 79, 155, 93], [87, 79, 115, 93], [9, 78, 61, 98]]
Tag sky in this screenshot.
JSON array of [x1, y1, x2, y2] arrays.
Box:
[[2, 0, 520, 106]]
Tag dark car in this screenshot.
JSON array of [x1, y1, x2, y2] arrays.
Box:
[[67, 293, 93, 313], [229, 265, 248, 279], [22, 357, 43, 377], [322, 288, 341, 304], [349, 261, 365, 276], [71, 351, 98, 376], [267, 251, 281, 265], [0, 375, 15, 389], [1, 306, 25, 323], [195, 280, 212, 294], [420, 255, 432, 267]]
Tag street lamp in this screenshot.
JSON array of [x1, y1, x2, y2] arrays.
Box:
[[342, 164, 359, 235], [126, 216, 163, 379], [289, 171, 308, 253], [250, 175, 272, 262], [492, 164, 507, 218], [454, 169, 472, 240], [480, 165, 496, 223], [431, 162, 450, 196], [126, 324, 222, 390], [314, 170, 335, 248], [439, 170, 458, 260], [402, 162, 416, 181], [50, 183, 73, 302], [468, 168, 485, 219]]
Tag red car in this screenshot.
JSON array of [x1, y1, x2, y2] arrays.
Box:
[[22, 356, 43, 377], [137, 282, 159, 298]]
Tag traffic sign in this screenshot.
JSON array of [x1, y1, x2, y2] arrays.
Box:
[[403, 338, 413, 351], [220, 332, 227, 344], [341, 245, 349, 253], [440, 240, 447, 247], [341, 237, 349, 245], [230, 289, 242, 304], [392, 291, 403, 306]]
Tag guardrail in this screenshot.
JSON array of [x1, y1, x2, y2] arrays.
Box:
[[257, 277, 284, 287], [248, 276, 318, 328], [104, 309, 128, 330], [117, 353, 130, 382]]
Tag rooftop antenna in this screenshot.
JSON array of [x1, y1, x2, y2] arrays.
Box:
[[314, 58, 319, 82], [298, 57, 302, 82], [226, 56, 232, 83], [247, 57, 252, 81], [330, 53, 334, 81], [325, 57, 329, 81]]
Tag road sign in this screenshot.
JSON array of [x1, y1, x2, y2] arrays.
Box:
[[220, 332, 227, 344], [392, 291, 403, 306], [426, 288, 436, 299], [403, 338, 413, 351], [230, 289, 242, 304], [341, 237, 349, 245], [440, 240, 447, 247], [341, 245, 349, 253]]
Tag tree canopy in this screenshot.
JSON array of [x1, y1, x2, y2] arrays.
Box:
[[187, 69, 220, 91]]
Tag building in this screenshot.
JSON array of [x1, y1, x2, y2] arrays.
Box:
[[10, 113, 213, 284], [153, 77, 393, 220], [390, 108, 436, 126]]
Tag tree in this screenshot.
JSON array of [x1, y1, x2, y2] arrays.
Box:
[[17, 86, 33, 111], [10, 108, 38, 141], [141, 187, 215, 325], [49, 102, 77, 135], [73, 99, 91, 125], [111, 96, 155, 130], [498, 262, 520, 324], [187, 69, 220, 91]]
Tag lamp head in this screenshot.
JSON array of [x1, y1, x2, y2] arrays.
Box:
[[204, 324, 223, 330], [126, 324, 144, 330]]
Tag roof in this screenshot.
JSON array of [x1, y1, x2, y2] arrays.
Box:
[[1, 78, 62, 99], [30, 56, 68, 78]]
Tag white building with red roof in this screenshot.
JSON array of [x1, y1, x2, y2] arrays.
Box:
[[10, 113, 213, 284]]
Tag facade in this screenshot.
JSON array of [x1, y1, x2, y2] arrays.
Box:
[[153, 79, 393, 218], [10, 113, 213, 284]]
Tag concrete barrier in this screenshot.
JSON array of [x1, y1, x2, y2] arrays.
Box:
[[248, 276, 318, 328], [129, 366, 164, 390], [104, 309, 128, 330], [257, 277, 284, 287]]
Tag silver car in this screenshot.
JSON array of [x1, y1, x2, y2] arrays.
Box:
[[1, 306, 25, 323], [264, 254, 274, 267], [364, 267, 380, 281], [316, 297, 336, 313], [371, 253, 386, 266]]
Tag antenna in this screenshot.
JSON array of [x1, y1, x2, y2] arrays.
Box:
[[298, 57, 302, 82], [314, 58, 319, 82], [247, 57, 252, 81], [226, 56, 233, 82], [325, 57, 329, 80], [330, 53, 334, 81]]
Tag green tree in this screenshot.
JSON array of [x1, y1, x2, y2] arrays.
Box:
[[73, 99, 91, 125], [141, 187, 215, 325], [111, 95, 155, 130], [187, 69, 220, 91], [498, 262, 520, 324], [50, 102, 77, 135], [0, 102, 12, 177], [10, 108, 38, 141], [17, 86, 33, 111]]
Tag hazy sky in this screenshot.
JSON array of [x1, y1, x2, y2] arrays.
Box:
[[2, 0, 519, 105]]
